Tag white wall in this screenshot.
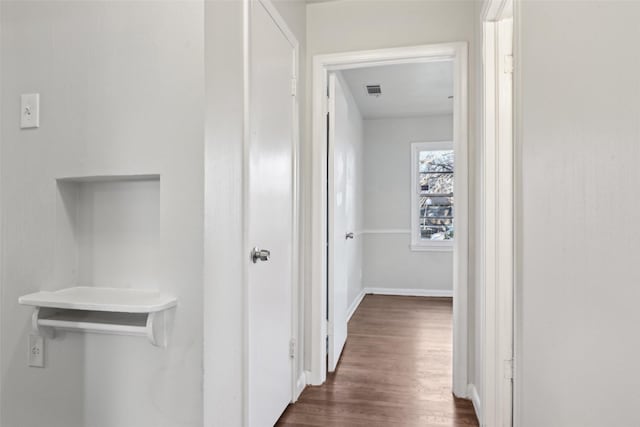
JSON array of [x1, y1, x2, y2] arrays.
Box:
[[203, 1, 244, 425], [362, 115, 453, 293], [1, 2, 204, 426], [517, 2, 640, 426], [305, 0, 478, 382]]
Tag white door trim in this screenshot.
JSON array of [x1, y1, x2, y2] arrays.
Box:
[[244, 0, 302, 418], [481, 0, 515, 425], [309, 42, 469, 398]]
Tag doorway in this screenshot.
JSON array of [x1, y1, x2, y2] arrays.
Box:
[[309, 43, 469, 398]]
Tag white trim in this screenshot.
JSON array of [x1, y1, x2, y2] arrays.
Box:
[[481, 0, 514, 426], [310, 43, 469, 397], [359, 229, 411, 235], [293, 371, 306, 402], [364, 288, 453, 298], [241, 2, 250, 425], [257, 0, 299, 49], [467, 383, 483, 425], [482, 0, 513, 22], [303, 370, 312, 387], [346, 289, 366, 322], [513, 0, 522, 425]]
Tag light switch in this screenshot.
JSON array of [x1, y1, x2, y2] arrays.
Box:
[[20, 93, 40, 129]]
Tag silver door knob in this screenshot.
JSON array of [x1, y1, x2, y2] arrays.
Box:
[[345, 232, 354, 240], [251, 247, 271, 263]]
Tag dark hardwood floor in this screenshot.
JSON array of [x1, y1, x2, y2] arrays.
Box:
[[276, 295, 479, 427]]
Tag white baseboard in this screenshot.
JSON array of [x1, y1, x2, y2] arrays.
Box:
[[346, 289, 366, 322], [364, 287, 453, 297], [467, 383, 482, 425], [293, 371, 307, 402]]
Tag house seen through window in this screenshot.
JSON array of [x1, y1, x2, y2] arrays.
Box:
[[411, 142, 454, 249]]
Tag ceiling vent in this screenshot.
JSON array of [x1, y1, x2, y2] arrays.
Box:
[[365, 84, 382, 97]]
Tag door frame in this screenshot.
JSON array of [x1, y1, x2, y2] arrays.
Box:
[[243, 0, 302, 416], [309, 42, 470, 397], [481, 0, 515, 425]]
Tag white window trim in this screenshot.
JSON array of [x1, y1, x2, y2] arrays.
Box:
[[410, 141, 454, 252]]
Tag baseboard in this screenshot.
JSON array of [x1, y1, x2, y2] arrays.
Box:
[[293, 371, 307, 402], [364, 287, 453, 297], [346, 289, 366, 322], [467, 383, 482, 426]]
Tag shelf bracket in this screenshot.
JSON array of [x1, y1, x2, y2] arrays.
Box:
[[31, 307, 55, 339], [147, 310, 168, 348]]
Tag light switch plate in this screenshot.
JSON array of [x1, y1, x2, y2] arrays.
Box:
[[28, 334, 44, 368], [21, 93, 40, 129]]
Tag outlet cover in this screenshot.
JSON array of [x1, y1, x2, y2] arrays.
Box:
[[28, 334, 44, 368]]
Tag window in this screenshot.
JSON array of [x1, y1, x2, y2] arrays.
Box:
[[411, 141, 454, 251]]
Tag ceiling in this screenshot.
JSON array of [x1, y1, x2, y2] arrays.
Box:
[[339, 61, 454, 119]]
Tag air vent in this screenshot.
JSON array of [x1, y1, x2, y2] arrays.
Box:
[[365, 84, 382, 97]]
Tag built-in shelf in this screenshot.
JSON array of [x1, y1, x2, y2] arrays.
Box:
[[56, 173, 160, 183], [19, 287, 177, 347]]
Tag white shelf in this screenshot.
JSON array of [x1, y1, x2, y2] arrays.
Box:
[[19, 287, 177, 313], [56, 174, 160, 183], [19, 287, 177, 347]]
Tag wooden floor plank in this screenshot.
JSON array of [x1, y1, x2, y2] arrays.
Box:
[[276, 295, 478, 427]]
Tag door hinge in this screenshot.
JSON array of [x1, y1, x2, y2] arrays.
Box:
[[291, 77, 297, 97], [504, 358, 514, 380], [289, 338, 296, 359], [504, 54, 514, 74]]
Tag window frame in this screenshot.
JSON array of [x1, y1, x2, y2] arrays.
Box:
[[410, 141, 455, 252]]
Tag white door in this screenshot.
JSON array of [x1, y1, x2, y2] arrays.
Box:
[[248, 2, 296, 425], [327, 74, 350, 372]]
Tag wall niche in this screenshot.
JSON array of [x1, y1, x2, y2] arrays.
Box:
[[55, 174, 161, 290]]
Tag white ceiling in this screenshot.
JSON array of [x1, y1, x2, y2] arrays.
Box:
[[339, 61, 454, 119]]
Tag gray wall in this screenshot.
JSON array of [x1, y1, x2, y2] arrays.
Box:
[[362, 115, 454, 293], [1, 2, 204, 426], [517, 1, 640, 425]]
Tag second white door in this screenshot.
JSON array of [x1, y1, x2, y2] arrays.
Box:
[[248, 1, 296, 425], [327, 73, 351, 372]]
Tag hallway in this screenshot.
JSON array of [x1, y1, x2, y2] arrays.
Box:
[[277, 295, 479, 426]]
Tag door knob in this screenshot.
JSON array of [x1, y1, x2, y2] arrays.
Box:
[[345, 232, 354, 240], [251, 247, 271, 263]]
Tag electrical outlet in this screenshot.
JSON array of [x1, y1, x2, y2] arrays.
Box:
[[28, 334, 44, 368]]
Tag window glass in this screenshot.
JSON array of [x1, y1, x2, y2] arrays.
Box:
[[418, 149, 454, 241]]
